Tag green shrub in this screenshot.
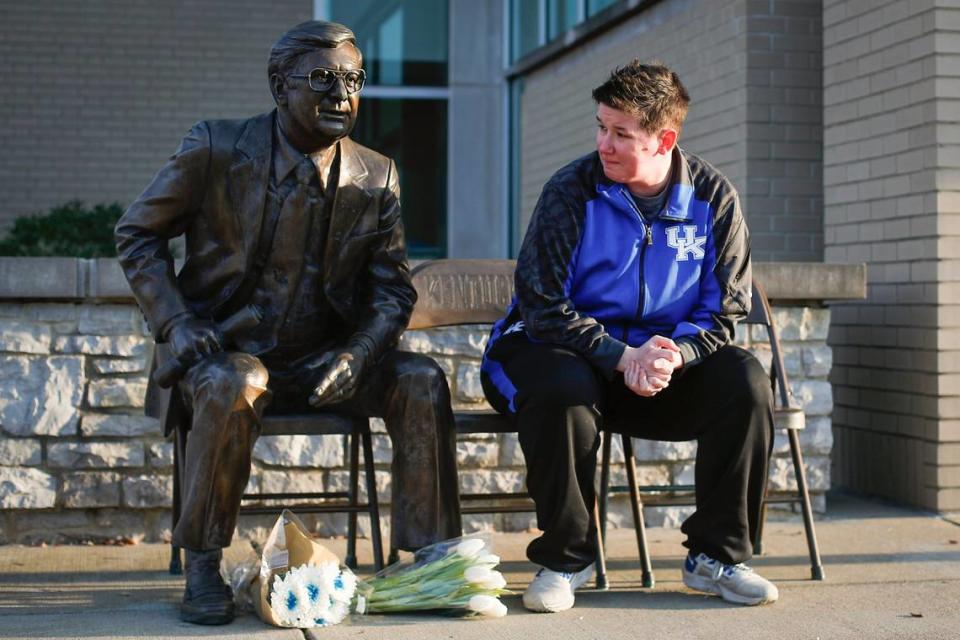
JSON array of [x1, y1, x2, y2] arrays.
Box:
[[0, 201, 124, 258]]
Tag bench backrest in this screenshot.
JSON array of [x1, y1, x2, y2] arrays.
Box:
[[410, 259, 772, 330], [409, 259, 516, 329], [409, 259, 792, 408]]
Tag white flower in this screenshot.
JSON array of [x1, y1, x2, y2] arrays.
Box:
[[295, 566, 329, 611], [477, 553, 501, 566], [325, 600, 350, 625], [465, 565, 506, 589], [330, 568, 357, 605], [269, 571, 309, 627], [269, 563, 358, 628], [464, 565, 494, 584], [452, 537, 486, 558], [477, 571, 507, 590], [467, 594, 508, 618]]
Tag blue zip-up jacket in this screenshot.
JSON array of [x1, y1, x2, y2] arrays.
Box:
[[484, 147, 751, 384]]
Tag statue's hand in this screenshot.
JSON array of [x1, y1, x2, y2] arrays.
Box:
[[165, 316, 223, 364], [307, 346, 366, 407]]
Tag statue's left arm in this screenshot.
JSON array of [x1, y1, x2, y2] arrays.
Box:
[[115, 121, 211, 340], [347, 158, 417, 364], [309, 159, 415, 407]]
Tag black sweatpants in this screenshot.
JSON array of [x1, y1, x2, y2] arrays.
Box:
[[480, 334, 774, 572]]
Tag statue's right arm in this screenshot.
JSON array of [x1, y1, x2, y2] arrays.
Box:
[[115, 122, 211, 342]]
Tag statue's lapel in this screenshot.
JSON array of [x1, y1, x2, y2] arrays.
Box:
[[327, 137, 373, 262], [228, 111, 273, 259]]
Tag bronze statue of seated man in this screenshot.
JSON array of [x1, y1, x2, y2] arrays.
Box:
[[115, 20, 461, 625]]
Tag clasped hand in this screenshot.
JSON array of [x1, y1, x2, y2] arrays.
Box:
[[306, 347, 367, 407], [166, 316, 222, 364], [617, 335, 683, 397]]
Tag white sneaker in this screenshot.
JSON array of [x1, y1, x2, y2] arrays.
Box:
[[522, 564, 595, 613], [682, 552, 779, 605]]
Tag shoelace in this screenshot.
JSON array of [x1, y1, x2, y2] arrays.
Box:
[[696, 554, 752, 579], [721, 563, 753, 578]]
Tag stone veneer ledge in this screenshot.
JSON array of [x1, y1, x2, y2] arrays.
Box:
[[0, 257, 865, 544]]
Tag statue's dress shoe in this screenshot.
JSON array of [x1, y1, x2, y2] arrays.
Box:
[[180, 549, 235, 625]]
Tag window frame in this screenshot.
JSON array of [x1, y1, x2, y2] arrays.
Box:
[[314, 0, 451, 258], [506, 0, 660, 70]]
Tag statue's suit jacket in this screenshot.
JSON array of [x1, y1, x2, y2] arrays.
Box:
[[115, 110, 417, 435]]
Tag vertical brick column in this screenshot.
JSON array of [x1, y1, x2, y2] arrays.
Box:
[[745, 0, 824, 260], [824, 0, 960, 510]]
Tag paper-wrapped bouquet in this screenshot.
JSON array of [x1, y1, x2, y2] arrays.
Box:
[[227, 510, 511, 629]]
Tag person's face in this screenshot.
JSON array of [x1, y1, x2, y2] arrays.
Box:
[[274, 44, 362, 148], [595, 103, 672, 189]]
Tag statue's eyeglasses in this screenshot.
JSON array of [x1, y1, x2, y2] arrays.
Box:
[[287, 68, 366, 94]]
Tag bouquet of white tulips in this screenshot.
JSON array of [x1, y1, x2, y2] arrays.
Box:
[[227, 512, 511, 629], [358, 536, 511, 618]]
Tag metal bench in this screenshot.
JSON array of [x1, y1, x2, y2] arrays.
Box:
[[169, 412, 384, 574], [167, 258, 824, 590]]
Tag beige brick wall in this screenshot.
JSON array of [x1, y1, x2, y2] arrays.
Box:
[[745, 0, 823, 260], [517, 0, 824, 261], [824, 0, 960, 510], [518, 0, 749, 237], [0, 0, 310, 230]]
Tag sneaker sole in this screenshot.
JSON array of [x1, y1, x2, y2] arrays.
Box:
[[522, 592, 575, 613], [682, 571, 773, 606]]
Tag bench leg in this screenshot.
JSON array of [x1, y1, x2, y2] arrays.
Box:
[[593, 500, 609, 590], [599, 431, 612, 544], [169, 427, 186, 575], [623, 436, 654, 588], [345, 427, 361, 570], [361, 426, 385, 572], [753, 501, 768, 555], [788, 428, 825, 580]]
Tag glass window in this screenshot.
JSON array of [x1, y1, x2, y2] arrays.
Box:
[[587, 0, 617, 17], [547, 0, 579, 40], [324, 0, 448, 86], [510, 0, 624, 63], [350, 98, 448, 258], [320, 0, 449, 257], [511, 0, 542, 62]]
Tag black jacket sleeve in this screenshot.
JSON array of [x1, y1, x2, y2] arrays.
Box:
[[514, 181, 627, 378]]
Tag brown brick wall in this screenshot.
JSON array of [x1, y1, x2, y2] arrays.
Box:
[[824, 0, 960, 511], [0, 1, 311, 230]]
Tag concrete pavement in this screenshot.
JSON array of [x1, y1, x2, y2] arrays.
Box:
[[1, 493, 959, 640]]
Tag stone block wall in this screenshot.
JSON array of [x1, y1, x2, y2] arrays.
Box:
[[0, 300, 833, 545], [0, 303, 162, 543]]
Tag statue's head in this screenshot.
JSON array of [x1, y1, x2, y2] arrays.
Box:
[[269, 21, 364, 150]]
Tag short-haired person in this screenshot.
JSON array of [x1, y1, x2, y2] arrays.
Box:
[[481, 61, 777, 612]]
